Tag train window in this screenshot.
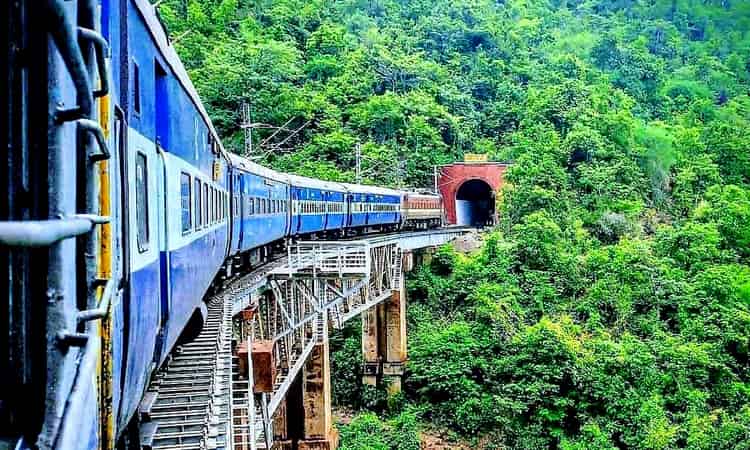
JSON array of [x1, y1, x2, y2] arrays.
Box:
[[203, 183, 209, 225], [135, 152, 149, 252], [133, 61, 141, 115], [212, 188, 217, 223], [195, 179, 202, 228], [181, 172, 192, 234]]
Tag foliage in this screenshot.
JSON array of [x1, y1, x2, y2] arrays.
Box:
[[338, 411, 420, 450], [163, 0, 750, 447]]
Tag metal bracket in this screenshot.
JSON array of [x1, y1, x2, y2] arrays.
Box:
[[77, 119, 111, 161], [57, 331, 89, 348], [77, 278, 114, 323]]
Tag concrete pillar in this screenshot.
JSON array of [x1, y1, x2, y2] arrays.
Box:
[[383, 284, 407, 393], [361, 306, 380, 386], [402, 251, 414, 273], [421, 247, 435, 266], [298, 338, 339, 450], [272, 398, 293, 450]]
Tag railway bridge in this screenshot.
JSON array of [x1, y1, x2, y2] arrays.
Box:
[[141, 228, 469, 450]]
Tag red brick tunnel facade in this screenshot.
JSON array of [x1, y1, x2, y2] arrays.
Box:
[[438, 163, 509, 226]]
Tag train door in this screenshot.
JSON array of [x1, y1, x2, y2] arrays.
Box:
[[112, 107, 128, 437], [237, 173, 245, 250], [345, 193, 352, 227], [119, 127, 163, 433], [153, 61, 170, 364], [291, 188, 300, 235]]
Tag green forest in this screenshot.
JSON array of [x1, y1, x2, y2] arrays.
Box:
[[159, 0, 750, 448]]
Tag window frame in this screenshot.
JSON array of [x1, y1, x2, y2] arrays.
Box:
[[194, 179, 202, 228], [132, 60, 141, 116], [180, 172, 192, 235], [203, 183, 209, 226], [135, 151, 149, 253]]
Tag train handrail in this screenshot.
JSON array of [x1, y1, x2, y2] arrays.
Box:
[[0, 214, 110, 247], [77, 27, 110, 98], [47, 0, 93, 123], [77, 119, 111, 161]]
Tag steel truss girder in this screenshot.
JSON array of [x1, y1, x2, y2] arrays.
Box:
[[230, 228, 469, 448]]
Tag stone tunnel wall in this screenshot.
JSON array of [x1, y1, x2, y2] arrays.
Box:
[[437, 162, 509, 225]]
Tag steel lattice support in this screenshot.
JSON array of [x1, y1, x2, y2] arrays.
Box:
[[227, 228, 469, 449]]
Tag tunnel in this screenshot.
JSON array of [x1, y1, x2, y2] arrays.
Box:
[[455, 179, 495, 227]]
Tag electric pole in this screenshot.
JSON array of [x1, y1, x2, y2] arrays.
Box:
[[355, 142, 362, 184], [241, 102, 253, 157]]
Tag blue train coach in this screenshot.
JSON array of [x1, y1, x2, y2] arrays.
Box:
[[228, 153, 290, 267], [288, 174, 347, 237]]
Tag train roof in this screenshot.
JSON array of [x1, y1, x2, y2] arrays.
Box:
[[287, 174, 347, 192], [340, 183, 404, 197], [227, 153, 288, 183]]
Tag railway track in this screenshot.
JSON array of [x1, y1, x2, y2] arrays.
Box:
[[136, 227, 471, 450], [139, 259, 281, 450]]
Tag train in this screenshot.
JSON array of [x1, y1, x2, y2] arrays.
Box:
[[1, 1, 442, 448]]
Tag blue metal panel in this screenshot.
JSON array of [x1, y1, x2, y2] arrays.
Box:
[[366, 194, 401, 226], [162, 227, 228, 361], [324, 190, 345, 231], [291, 186, 326, 235], [117, 260, 161, 433], [347, 192, 367, 227], [236, 169, 288, 252]]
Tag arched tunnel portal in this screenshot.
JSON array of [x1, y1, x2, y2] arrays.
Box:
[[455, 179, 495, 227]]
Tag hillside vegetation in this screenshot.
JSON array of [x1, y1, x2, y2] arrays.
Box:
[[161, 0, 750, 448]]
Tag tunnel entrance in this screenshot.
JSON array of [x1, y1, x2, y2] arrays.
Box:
[[455, 179, 495, 227]]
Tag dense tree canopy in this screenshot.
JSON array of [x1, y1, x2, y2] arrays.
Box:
[[161, 0, 750, 447]]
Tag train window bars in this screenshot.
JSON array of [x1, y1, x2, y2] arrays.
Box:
[[135, 152, 149, 252], [181, 172, 192, 234]]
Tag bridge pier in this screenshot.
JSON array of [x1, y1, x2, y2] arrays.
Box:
[[298, 334, 339, 450], [228, 230, 467, 450], [361, 304, 382, 386], [383, 283, 407, 393], [361, 275, 408, 393]]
